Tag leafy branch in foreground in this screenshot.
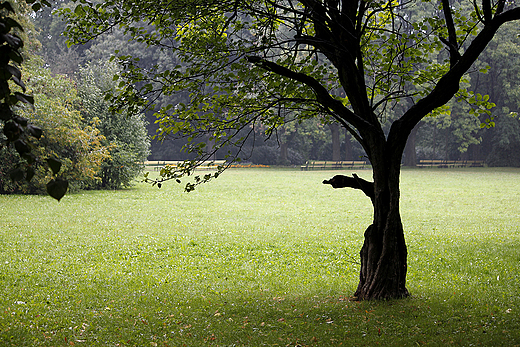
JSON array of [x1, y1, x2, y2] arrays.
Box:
[[1, 0, 67, 201]]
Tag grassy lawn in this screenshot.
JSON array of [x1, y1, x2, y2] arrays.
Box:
[[0, 167, 519, 346]]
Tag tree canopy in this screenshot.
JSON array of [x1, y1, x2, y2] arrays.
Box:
[[62, 0, 520, 299]]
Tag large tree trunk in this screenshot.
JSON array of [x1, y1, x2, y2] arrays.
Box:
[[354, 160, 409, 300], [323, 147, 409, 300]]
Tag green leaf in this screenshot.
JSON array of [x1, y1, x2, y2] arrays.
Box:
[[0, 103, 12, 121], [0, 2, 14, 13], [74, 5, 86, 16], [27, 124, 43, 139], [6, 65, 22, 81], [2, 120, 22, 141], [14, 139, 30, 155], [26, 167, 35, 182], [9, 168, 25, 181], [14, 92, 34, 105], [47, 158, 62, 175], [46, 178, 69, 201], [21, 152, 35, 165], [9, 50, 23, 64], [4, 18, 23, 32], [31, 3, 42, 12]]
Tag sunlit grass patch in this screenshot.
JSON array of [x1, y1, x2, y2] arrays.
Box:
[[0, 167, 519, 346]]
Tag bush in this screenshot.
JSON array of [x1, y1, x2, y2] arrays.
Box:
[[78, 62, 150, 189], [0, 62, 108, 194]]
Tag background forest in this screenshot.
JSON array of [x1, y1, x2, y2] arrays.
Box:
[[36, 0, 520, 167], [3, 0, 520, 182]]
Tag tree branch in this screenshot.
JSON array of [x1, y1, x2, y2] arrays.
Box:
[[441, 0, 461, 66], [323, 174, 374, 201], [388, 6, 520, 154], [246, 55, 373, 131], [483, 0, 492, 23]]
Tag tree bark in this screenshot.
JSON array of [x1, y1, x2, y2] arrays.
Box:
[[355, 161, 409, 300], [324, 149, 409, 300]]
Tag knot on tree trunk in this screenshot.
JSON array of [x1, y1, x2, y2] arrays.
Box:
[[323, 174, 374, 201]]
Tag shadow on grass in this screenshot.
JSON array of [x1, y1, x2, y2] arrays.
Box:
[[2, 283, 518, 347]]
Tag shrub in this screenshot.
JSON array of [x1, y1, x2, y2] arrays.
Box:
[[0, 62, 108, 194]]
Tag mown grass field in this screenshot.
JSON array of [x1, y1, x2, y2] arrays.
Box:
[[0, 167, 519, 346]]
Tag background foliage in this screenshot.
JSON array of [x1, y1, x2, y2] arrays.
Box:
[[1, 0, 150, 195], [45, 0, 520, 166]]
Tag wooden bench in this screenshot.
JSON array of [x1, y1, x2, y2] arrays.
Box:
[[145, 161, 180, 171], [300, 160, 368, 171], [145, 160, 226, 171], [417, 160, 484, 168]]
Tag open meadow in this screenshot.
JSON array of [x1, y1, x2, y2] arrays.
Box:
[[0, 167, 519, 346]]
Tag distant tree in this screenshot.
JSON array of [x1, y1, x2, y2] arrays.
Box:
[[414, 95, 486, 161], [78, 61, 150, 189], [486, 114, 520, 166], [62, 1, 520, 299], [0, 58, 108, 194], [470, 21, 520, 165]]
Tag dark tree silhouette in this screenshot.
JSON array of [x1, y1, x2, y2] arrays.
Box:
[[62, 0, 520, 299]]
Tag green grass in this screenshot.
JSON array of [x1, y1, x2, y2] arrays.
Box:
[[0, 167, 519, 346]]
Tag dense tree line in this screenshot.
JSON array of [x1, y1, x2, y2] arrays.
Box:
[[410, 20, 520, 166]]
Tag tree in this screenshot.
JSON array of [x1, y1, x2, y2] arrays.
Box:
[[468, 21, 520, 165], [78, 61, 150, 189], [1, 58, 108, 194], [62, 1, 520, 300]]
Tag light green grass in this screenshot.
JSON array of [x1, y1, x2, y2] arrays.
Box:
[[0, 167, 519, 346]]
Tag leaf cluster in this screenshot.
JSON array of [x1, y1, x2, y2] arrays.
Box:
[[0, 0, 68, 200]]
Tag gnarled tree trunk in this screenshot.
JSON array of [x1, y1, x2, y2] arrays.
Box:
[[324, 144, 409, 300], [355, 160, 408, 300]]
